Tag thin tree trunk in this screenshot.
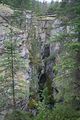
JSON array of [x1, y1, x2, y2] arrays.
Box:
[[11, 38, 16, 110]]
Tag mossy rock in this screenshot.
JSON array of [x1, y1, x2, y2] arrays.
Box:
[[28, 99, 38, 109], [4, 110, 33, 120]]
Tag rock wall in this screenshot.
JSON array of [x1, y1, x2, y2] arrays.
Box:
[[0, 8, 61, 104]]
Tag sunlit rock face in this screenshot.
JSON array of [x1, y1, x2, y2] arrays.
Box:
[[19, 42, 29, 59]]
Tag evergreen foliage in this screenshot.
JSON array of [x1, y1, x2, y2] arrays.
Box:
[[49, 0, 80, 109]]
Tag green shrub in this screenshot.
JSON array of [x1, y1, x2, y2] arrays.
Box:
[[52, 104, 80, 120], [4, 110, 34, 120], [35, 104, 80, 120]]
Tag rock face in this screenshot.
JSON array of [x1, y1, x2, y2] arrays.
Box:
[[0, 5, 60, 108]]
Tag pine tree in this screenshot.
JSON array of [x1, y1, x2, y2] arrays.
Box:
[[0, 27, 27, 110]]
